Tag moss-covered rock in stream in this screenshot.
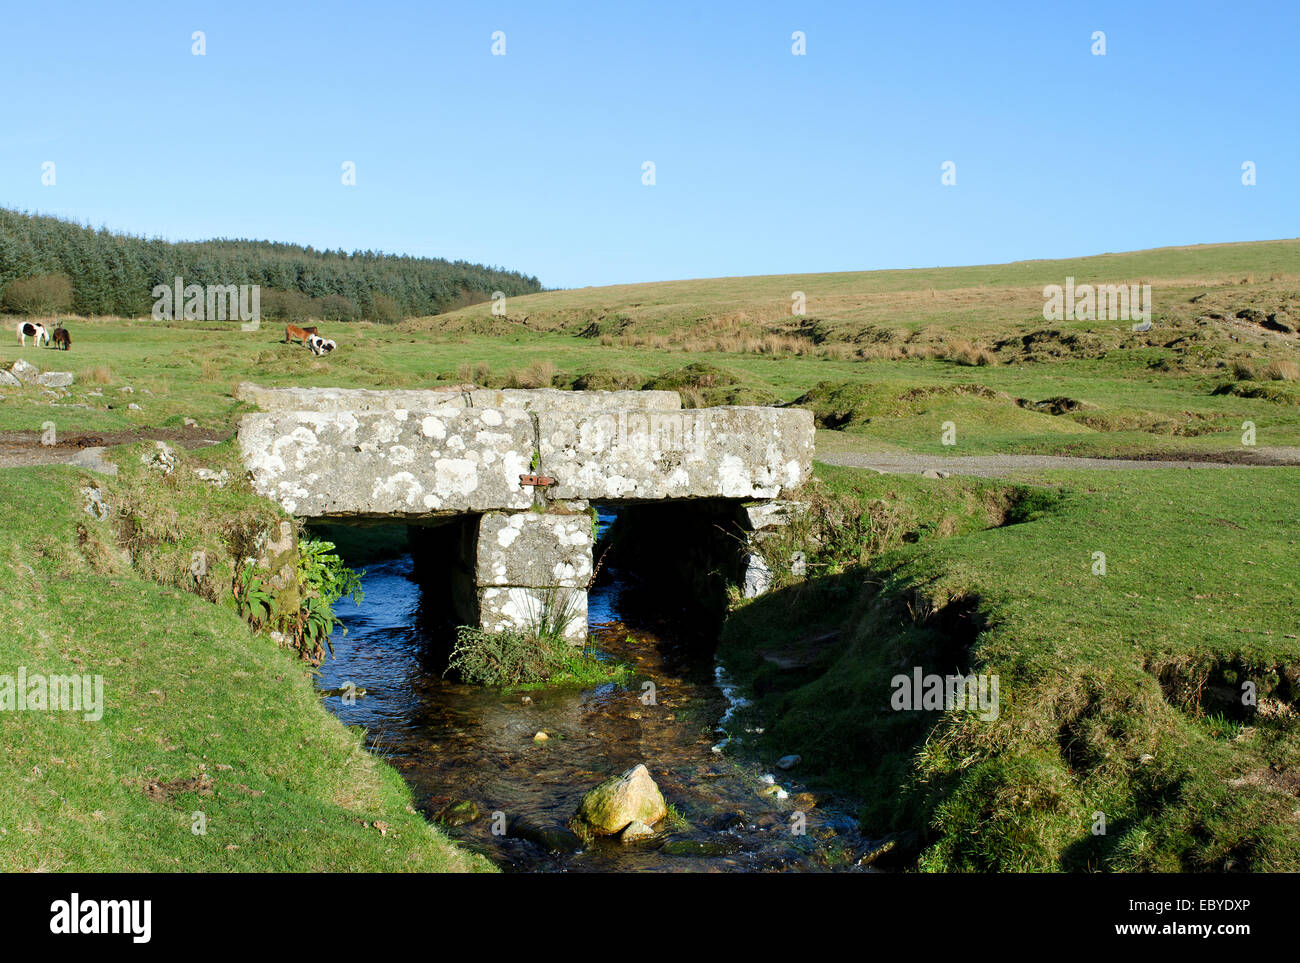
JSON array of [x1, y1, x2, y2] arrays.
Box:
[[574, 764, 668, 835], [510, 815, 582, 853], [435, 801, 482, 827]]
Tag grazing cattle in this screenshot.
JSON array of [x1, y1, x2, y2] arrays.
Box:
[[16, 321, 50, 348], [284, 323, 319, 345], [52, 326, 71, 351], [307, 334, 337, 356]]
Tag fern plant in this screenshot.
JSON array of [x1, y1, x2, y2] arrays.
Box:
[[232, 539, 364, 664], [297, 539, 364, 610], [290, 539, 364, 664], [233, 561, 273, 629]]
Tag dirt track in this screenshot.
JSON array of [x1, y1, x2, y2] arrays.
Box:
[[0, 427, 227, 469], [817, 447, 1300, 477]]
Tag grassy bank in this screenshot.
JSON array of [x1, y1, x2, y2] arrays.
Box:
[[0, 460, 489, 872], [720, 464, 1300, 871]]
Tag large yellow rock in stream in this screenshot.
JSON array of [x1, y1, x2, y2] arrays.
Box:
[[575, 764, 668, 835]]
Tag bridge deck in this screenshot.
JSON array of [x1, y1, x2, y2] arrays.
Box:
[[237, 392, 813, 518]]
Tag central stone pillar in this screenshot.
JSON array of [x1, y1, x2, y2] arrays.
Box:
[[472, 508, 594, 643]]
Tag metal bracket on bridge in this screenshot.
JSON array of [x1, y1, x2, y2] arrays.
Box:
[[519, 474, 556, 489]]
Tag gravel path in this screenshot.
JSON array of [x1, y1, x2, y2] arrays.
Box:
[[818, 448, 1300, 477]]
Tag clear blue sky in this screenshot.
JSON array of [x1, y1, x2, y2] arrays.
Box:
[[2, 0, 1295, 288]]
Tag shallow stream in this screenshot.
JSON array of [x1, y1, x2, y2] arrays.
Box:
[[316, 512, 869, 872]]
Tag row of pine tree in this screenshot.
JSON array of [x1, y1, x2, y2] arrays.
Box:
[[0, 208, 543, 320]]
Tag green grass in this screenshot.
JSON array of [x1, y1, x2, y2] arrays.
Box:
[[0, 464, 490, 872], [720, 464, 1300, 871], [510, 649, 633, 692], [3, 238, 1297, 456], [3, 237, 1298, 873]]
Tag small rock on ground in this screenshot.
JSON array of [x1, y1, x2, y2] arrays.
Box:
[[620, 820, 657, 843], [67, 447, 117, 476]]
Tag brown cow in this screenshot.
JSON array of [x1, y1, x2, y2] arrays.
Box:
[[284, 323, 319, 345]]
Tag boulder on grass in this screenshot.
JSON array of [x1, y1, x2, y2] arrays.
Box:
[[8, 359, 38, 385], [575, 763, 667, 835]]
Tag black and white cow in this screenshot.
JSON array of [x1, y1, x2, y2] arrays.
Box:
[[307, 334, 337, 356], [16, 321, 50, 348]]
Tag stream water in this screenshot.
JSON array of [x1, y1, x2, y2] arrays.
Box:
[[316, 511, 869, 872]]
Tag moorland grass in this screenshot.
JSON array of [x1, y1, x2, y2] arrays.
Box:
[[0, 463, 489, 872], [721, 464, 1300, 871], [1, 239, 1297, 457]]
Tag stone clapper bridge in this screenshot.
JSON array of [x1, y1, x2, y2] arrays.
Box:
[[236, 384, 814, 641]]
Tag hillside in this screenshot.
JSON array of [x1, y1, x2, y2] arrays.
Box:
[[414, 239, 1300, 344], [0, 456, 491, 872], [2, 240, 1298, 461]]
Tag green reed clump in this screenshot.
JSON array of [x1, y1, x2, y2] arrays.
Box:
[[446, 626, 571, 686], [446, 587, 628, 688]]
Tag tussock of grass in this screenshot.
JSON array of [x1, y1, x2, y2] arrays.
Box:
[[943, 338, 997, 367], [644, 362, 779, 407], [514, 359, 556, 389], [1213, 380, 1300, 406], [446, 583, 630, 689], [76, 364, 114, 384], [1262, 360, 1299, 382], [446, 626, 631, 690]]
